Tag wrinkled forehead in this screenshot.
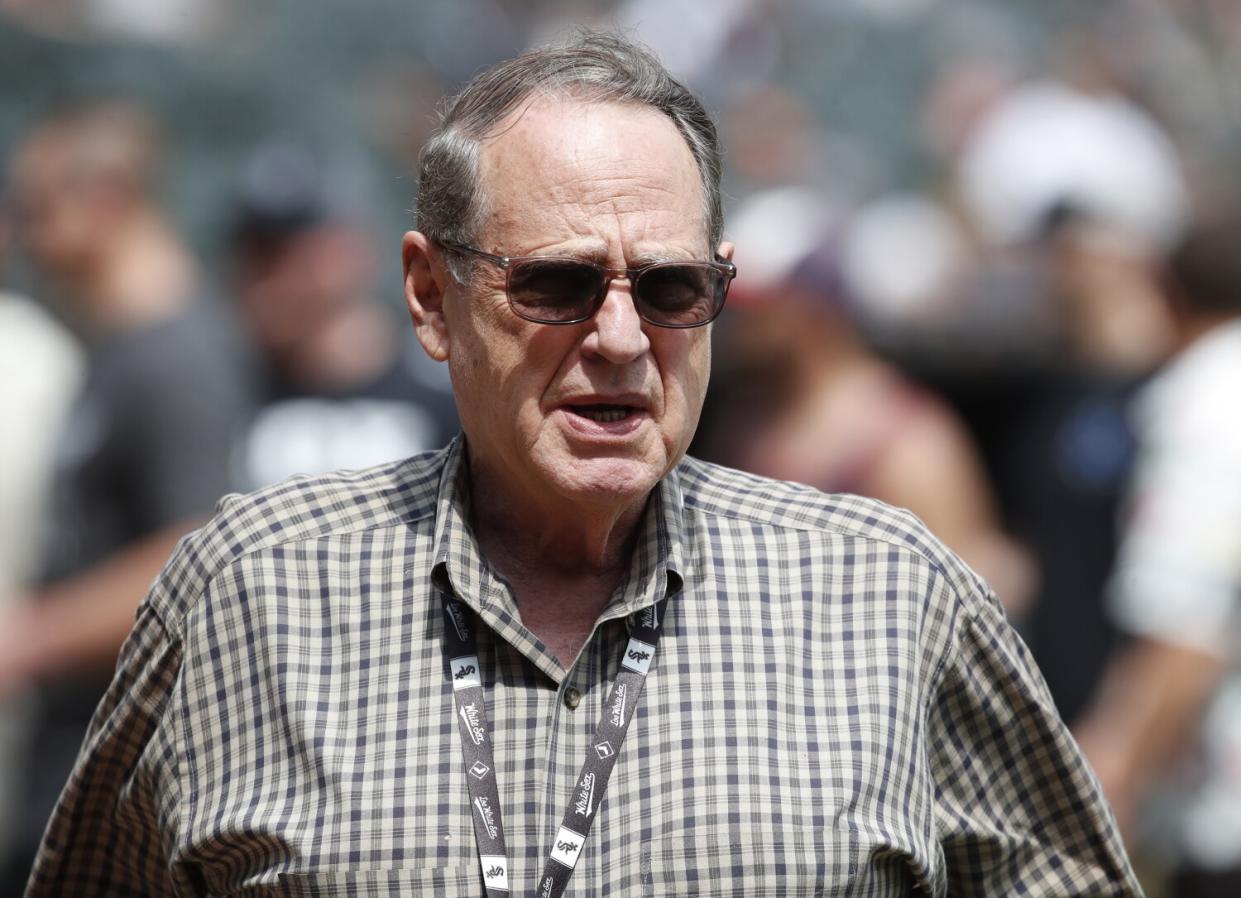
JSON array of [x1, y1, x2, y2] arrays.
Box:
[[474, 96, 708, 248]]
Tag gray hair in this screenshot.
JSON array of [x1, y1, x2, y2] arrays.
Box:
[[416, 32, 723, 279]]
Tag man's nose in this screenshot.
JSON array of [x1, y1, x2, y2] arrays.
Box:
[[582, 281, 649, 363]]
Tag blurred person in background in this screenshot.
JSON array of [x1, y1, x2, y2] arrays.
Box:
[[696, 200, 1036, 616], [0, 187, 82, 894], [228, 140, 458, 491], [853, 63, 1188, 725], [0, 101, 254, 891], [969, 205, 1174, 725], [1076, 204, 1241, 898]]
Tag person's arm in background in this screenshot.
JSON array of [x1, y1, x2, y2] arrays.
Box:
[[1075, 637, 1227, 838], [0, 303, 253, 700], [1074, 340, 1241, 839], [0, 522, 198, 697], [869, 396, 1038, 618]]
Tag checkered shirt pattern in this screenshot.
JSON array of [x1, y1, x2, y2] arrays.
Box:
[[27, 438, 1140, 896]]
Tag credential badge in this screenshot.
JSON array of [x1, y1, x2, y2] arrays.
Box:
[[550, 825, 586, 868], [480, 854, 509, 891], [621, 638, 655, 674], [450, 655, 481, 690]]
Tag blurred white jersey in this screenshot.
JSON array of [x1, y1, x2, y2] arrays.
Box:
[[1109, 319, 1241, 870]]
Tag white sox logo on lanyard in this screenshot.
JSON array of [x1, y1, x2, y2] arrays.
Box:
[[439, 590, 668, 897]]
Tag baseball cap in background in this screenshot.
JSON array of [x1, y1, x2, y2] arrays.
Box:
[[231, 141, 345, 250], [725, 186, 837, 308]]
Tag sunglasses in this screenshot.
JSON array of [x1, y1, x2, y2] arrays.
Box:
[[439, 240, 735, 328]]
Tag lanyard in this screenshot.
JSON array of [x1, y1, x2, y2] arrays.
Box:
[[439, 589, 668, 897]]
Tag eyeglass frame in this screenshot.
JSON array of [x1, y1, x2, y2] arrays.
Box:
[[437, 239, 736, 329]]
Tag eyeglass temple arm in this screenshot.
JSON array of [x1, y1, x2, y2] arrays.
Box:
[[437, 240, 513, 269]]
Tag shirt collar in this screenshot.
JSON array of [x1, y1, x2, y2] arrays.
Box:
[[610, 462, 685, 621], [430, 436, 489, 609], [430, 436, 687, 620]]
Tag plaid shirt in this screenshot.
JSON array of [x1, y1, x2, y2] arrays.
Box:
[[29, 438, 1140, 896]]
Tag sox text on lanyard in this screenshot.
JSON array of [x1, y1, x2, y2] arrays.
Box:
[[439, 589, 668, 897]]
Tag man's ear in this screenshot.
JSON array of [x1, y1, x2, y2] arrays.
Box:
[[717, 240, 735, 263], [403, 231, 451, 362]]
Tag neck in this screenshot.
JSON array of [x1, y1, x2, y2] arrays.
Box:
[[469, 462, 646, 578], [466, 448, 650, 666]]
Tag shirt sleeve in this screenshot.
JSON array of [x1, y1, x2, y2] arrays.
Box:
[[927, 591, 1142, 896], [25, 598, 184, 897]]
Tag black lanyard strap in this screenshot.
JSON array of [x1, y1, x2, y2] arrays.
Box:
[[439, 591, 668, 897]]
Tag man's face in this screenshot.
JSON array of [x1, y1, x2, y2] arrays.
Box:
[[237, 226, 375, 354], [11, 139, 100, 285], [429, 98, 724, 513]]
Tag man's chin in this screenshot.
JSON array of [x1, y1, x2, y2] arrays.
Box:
[[549, 454, 664, 510]]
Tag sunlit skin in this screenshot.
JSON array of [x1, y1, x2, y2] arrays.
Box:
[[404, 97, 732, 583]]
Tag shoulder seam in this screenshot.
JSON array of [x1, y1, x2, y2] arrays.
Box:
[[166, 504, 437, 633], [151, 449, 450, 632], [683, 491, 957, 584]]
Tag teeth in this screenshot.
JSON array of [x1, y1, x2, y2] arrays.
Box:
[[577, 407, 630, 423]]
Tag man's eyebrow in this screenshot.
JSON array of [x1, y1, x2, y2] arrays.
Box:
[[515, 245, 705, 267], [519, 241, 607, 262], [625, 248, 702, 268]]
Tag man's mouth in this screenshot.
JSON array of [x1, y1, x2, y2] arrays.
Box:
[[568, 404, 636, 423]]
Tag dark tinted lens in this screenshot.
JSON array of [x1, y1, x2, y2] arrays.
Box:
[[635, 263, 723, 326], [507, 259, 603, 322]]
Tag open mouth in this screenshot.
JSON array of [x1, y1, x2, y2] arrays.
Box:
[[568, 403, 637, 423]]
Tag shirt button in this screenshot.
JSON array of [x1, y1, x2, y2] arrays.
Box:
[[564, 687, 582, 710]]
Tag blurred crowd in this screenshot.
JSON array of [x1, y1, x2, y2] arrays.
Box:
[[3, 1, 1241, 895]]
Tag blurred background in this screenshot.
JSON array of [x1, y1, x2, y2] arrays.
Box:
[[3, 1, 1241, 894]]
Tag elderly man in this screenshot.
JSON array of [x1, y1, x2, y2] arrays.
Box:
[[28, 35, 1138, 897]]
